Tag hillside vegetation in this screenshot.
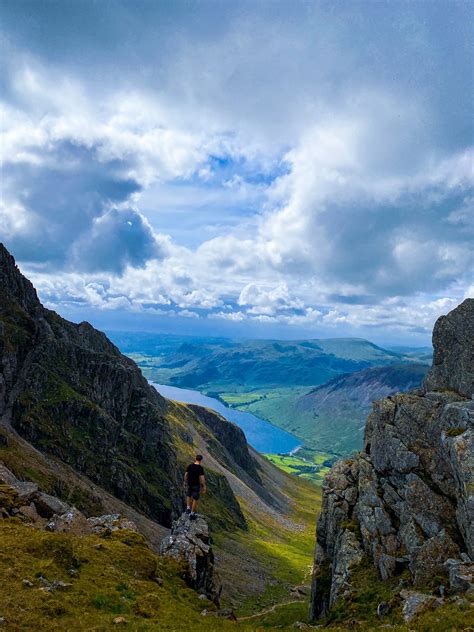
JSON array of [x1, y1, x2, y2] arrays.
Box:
[[243, 363, 429, 455]]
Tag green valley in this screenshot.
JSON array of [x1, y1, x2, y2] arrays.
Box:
[[111, 332, 431, 460]]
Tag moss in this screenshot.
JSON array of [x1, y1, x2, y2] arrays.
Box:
[[446, 427, 466, 437], [341, 519, 361, 536], [34, 534, 80, 570], [325, 557, 405, 626], [0, 484, 22, 511]]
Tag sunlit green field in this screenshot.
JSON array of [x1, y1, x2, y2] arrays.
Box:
[[264, 447, 337, 484]]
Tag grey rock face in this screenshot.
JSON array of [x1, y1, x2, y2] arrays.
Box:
[[160, 513, 221, 604], [424, 298, 474, 398], [0, 243, 181, 526], [310, 300, 474, 621], [447, 558, 474, 593], [400, 590, 442, 622], [34, 492, 71, 519]]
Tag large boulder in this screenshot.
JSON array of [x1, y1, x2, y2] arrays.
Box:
[[424, 298, 474, 398]]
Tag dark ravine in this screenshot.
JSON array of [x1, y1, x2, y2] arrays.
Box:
[[309, 298, 474, 621]]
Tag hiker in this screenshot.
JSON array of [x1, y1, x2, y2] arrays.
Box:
[[184, 454, 206, 520]]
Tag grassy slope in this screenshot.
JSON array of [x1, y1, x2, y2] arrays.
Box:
[[0, 422, 322, 616], [229, 472, 320, 616], [0, 519, 227, 632], [2, 518, 469, 631], [0, 440, 323, 629]]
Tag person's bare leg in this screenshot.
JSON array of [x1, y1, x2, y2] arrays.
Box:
[[191, 498, 199, 513], [186, 496, 192, 511]]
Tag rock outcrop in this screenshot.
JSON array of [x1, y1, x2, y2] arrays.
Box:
[[0, 243, 182, 526], [309, 299, 474, 621], [0, 461, 138, 536], [160, 513, 221, 604]]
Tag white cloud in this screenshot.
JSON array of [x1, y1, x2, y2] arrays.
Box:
[[1, 3, 473, 342]]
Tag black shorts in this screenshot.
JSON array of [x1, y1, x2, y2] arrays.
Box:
[[187, 485, 200, 500]]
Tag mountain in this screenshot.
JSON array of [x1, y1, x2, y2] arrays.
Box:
[[120, 335, 405, 390], [114, 331, 431, 459], [286, 363, 429, 455], [387, 345, 433, 365], [0, 243, 319, 615], [309, 299, 474, 626]]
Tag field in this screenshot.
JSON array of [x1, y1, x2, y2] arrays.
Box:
[[263, 447, 337, 484]]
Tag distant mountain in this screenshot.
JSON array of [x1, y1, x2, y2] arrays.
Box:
[[127, 335, 405, 390], [387, 345, 433, 364], [289, 363, 429, 455]]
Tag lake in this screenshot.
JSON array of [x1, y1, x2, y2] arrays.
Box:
[[151, 382, 300, 454]]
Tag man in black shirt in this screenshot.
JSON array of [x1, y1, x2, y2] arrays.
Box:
[[184, 454, 206, 520]]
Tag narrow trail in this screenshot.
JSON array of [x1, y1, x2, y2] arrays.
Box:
[[237, 599, 303, 621]]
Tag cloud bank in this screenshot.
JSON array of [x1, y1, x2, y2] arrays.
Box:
[[1, 1, 472, 342]]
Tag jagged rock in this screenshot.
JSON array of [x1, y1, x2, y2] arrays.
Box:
[[309, 300, 474, 622], [447, 558, 474, 593], [17, 502, 40, 522], [409, 530, 460, 585], [400, 590, 442, 622], [50, 580, 73, 591], [329, 529, 365, 606], [87, 514, 138, 533], [216, 608, 237, 620], [424, 298, 474, 398], [160, 513, 221, 604], [35, 492, 71, 519], [46, 508, 92, 535], [0, 462, 71, 522], [0, 464, 18, 486], [11, 481, 38, 502]]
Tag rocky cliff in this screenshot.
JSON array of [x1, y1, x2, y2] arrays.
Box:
[[0, 243, 280, 532], [309, 299, 474, 622]]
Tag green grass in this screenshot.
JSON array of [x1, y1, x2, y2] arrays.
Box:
[[263, 448, 337, 483], [0, 519, 232, 632], [224, 474, 320, 618]]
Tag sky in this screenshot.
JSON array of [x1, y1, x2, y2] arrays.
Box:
[[0, 0, 473, 345]]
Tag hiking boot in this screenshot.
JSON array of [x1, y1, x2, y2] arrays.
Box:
[[190, 513, 197, 521], [185, 508, 191, 515]]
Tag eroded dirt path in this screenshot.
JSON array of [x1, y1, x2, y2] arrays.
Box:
[[237, 598, 303, 621]]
